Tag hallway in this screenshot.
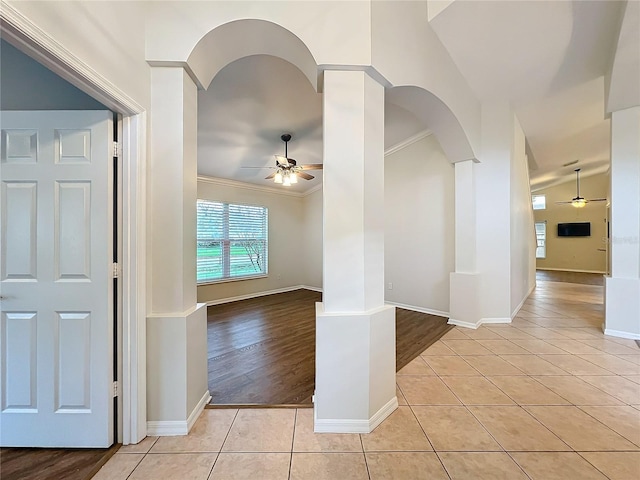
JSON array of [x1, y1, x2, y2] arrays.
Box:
[[93, 278, 640, 479]]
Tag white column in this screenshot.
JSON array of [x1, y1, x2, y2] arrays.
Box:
[[315, 70, 396, 433], [449, 159, 481, 327], [605, 106, 640, 339], [475, 102, 512, 323], [146, 67, 209, 434]]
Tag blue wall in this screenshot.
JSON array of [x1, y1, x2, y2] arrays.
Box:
[[1, 40, 107, 110]]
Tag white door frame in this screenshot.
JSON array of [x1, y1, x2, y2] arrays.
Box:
[[1, 3, 147, 444]]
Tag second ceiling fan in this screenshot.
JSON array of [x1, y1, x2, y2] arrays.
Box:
[[555, 168, 607, 208]]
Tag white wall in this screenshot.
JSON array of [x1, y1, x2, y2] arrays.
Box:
[[196, 178, 307, 303], [510, 116, 536, 315], [301, 188, 323, 289], [384, 134, 455, 315], [475, 104, 535, 322]]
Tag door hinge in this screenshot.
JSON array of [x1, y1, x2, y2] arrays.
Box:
[[113, 141, 121, 158], [112, 262, 120, 278], [113, 381, 119, 398]]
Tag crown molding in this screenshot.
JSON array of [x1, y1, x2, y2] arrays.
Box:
[[303, 183, 323, 197], [384, 129, 433, 157], [197, 175, 322, 198]]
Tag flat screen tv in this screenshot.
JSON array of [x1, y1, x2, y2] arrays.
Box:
[[557, 222, 590, 237]]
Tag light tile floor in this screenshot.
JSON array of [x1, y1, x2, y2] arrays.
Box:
[[94, 280, 640, 479]]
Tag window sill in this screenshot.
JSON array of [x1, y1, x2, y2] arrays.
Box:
[[197, 274, 268, 286]]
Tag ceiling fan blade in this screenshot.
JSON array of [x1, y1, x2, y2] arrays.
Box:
[[555, 201, 574, 204], [299, 164, 323, 170], [275, 155, 289, 167], [265, 172, 276, 180], [297, 171, 314, 180], [587, 198, 607, 202], [241, 166, 276, 169]]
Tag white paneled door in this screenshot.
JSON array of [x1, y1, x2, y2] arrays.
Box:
[[0, 111, 114, 447]]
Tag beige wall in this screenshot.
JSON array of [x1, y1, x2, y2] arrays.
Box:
[[534, 173, 609, 273], [301, 188, 323, 289]]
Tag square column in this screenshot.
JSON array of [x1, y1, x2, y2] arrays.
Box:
[[449, 159, 481, 328], [476, 102, 513, 323], [146, 67, 209, 435], [315, 70, 396, 433], [605, 106, 640, 339]]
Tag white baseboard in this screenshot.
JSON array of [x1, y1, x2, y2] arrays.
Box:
[[448, 318, 480, 329], [187, 390, 212, 431], [147, 390, 211, 436], [481, 317, 512, 324], [448, 317, 512, 330], [146, 420, 188, 437], [511, 283, 536, 319], [205, 285, 320, 306], [300, 285, 323, 293], [537, 268, 606, 274], [384, 301, 449, 318], [604, 328, 640, 340], [314, 396, 398, 434]]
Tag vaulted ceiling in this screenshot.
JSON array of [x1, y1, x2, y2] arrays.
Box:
[[197, 1, 627, 193]]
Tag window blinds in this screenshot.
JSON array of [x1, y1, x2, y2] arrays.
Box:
[[197, 200, 268, 283]]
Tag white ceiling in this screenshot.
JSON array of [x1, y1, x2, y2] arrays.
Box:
[[197, 55, 324, 193], [198, 54, 427, 193], [198, 1, 626, 193], [429, 0, 624, 191]]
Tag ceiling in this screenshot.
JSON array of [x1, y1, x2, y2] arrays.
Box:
[[197, 1, 626, 193], [197, 54, 426, 193], [429, 0, 624, 191]]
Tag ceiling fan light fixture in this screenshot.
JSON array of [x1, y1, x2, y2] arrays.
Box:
[[274, 171, 283, 184], [283, 173, 291, 186], [289, 171, 298, 184], [571, 198, 586, 208]]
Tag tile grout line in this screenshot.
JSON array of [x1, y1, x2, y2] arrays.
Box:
[[288, 408, 297, 480], [574, 405, 640, 449], [123, 452, 146, 480], [359, 432, 371, 480], [503, 451, 534, 480], [574, 451, 617, 480], [120, 435, 161, 478], [405, 398, 452, 480]]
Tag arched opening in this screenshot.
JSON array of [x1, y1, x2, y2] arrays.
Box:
[[191, 21, 323, 406], [383, 89, 457, 378], [386, 85, 478, 164]]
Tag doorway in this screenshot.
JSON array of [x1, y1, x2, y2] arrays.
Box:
[[0, 17, 145, 445]]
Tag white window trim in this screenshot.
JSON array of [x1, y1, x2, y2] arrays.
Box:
[[532, 194, 546, 210], [535, 221, 547, 259]]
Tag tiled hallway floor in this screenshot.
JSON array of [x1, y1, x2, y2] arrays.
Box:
[[94, 280, 640, 479]]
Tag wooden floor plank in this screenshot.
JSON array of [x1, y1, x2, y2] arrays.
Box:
[[207, 289, 452, 405], [0, 445, 118, 480], [536, 269, 604, 286]]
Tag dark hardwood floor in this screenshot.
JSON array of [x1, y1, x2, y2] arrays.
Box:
[[207, 289, 452, 405], [0, 445, 118, 480], [536, 269, 605, 286]]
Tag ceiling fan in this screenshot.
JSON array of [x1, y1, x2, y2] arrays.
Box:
[[555, 168, 606, 208], [244, 134, 322, 186]]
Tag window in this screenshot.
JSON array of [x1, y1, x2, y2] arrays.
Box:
[[532, 194, 546, 210], [535, 222, 546, 259], [197, 200, 268, 284]]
